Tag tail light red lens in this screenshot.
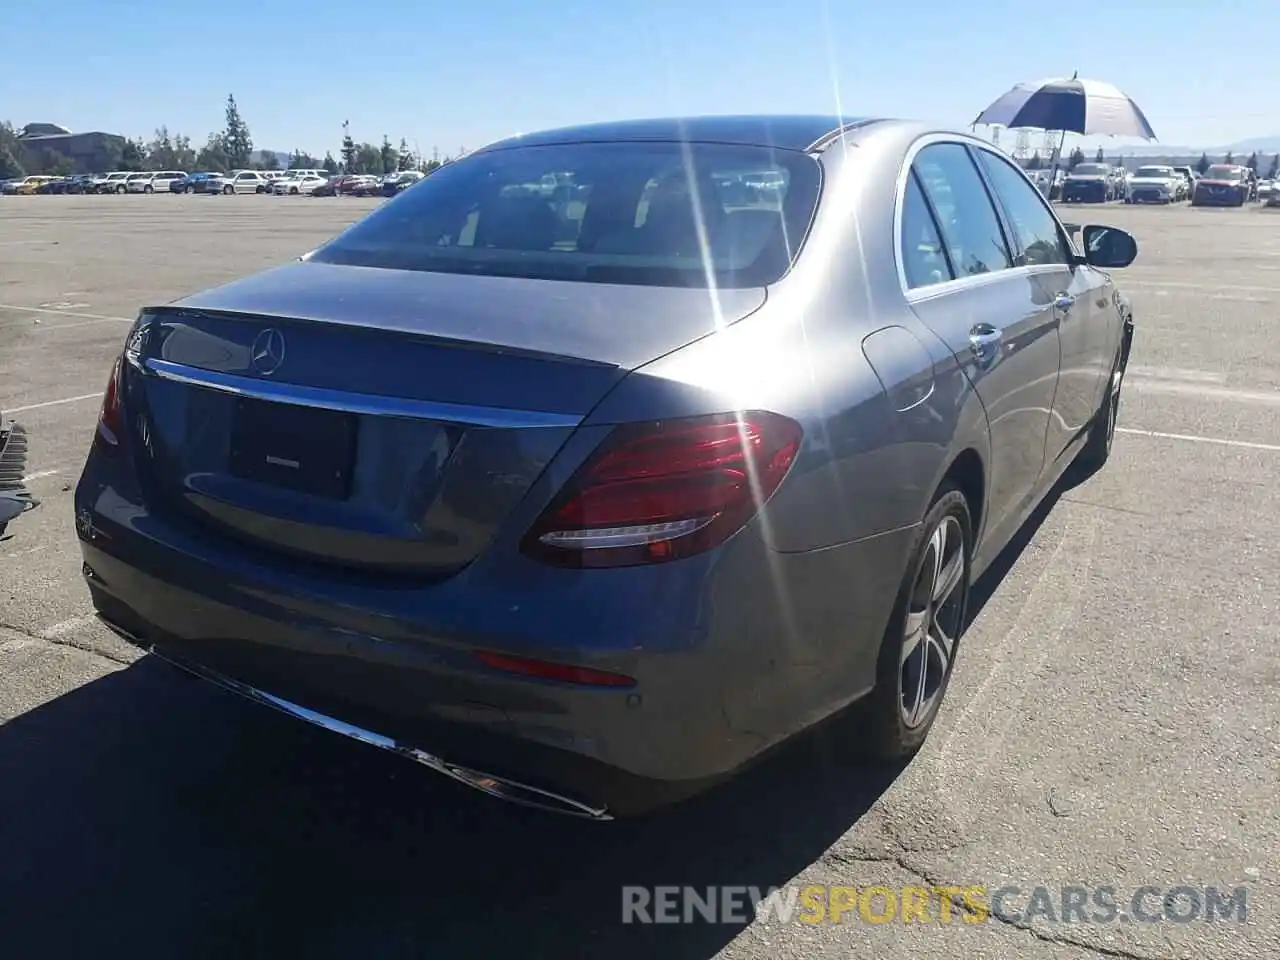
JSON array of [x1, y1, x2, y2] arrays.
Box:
[[95, 354, 124, 447], [522, 411, 802, 569]]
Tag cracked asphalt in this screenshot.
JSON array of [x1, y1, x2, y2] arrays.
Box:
[[1, 195, 1277, 960]]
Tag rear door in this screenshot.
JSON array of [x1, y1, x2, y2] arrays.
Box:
[[901, 140, 1061, 537], [972, 146, 1110, 462]]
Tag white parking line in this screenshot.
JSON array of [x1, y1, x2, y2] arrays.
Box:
[[1123, 279, 1280, 294], [1126, 366, 1226, 384], [8, 392, 102, 414], [1126, 379, 1280, 406], [0, 304, 133, 325], [20, 469, 60, 482], [1117, 427, 1280, 452]]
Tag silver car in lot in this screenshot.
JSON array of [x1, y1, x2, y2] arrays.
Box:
[[76, 116, 1137, 819]]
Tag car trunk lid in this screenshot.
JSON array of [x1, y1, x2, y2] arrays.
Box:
[[125, 262, 766, 579]]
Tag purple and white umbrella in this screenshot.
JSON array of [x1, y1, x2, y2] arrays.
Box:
[[974, 73, 1157, 140]]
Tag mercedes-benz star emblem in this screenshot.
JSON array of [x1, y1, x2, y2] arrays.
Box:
[[250, 328, 286, 376]]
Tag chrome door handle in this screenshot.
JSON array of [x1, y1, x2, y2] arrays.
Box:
[[969, 324, 1002, 365], [1053, 293, 1075, 313]]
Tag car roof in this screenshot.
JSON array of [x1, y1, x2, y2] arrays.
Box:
[[473, 115, 885, 154]]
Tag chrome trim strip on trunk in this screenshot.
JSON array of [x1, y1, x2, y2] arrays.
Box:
[[96, 615, 612, 821], [137, 356, 583, 430]]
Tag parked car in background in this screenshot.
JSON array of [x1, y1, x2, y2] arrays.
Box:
[[0, 410, 36, 539], [2, 175, 57, 195], [312, 173, 376, 197], [381, 169, 425, 196], [207, 170, 269, 195], [62, 174, 99, 194], [272, 171, 328, 194], [93, 172, 133, 194], [1172, 166, 1198, 198], [172, 172, 220, 193], [76, 115, 1138, 820], [126, 171, 187, 193], [1125, 165, 1183, 204], [1060, 162, 1117, 202], [1258, 179, 1275, 199], [1192, 165, 1251, 206]]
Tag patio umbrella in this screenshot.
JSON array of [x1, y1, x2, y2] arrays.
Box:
[[974, 73, 1157, 187]]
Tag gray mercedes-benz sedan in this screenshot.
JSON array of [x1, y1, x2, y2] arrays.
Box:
[[75, 115, 1137, 819]]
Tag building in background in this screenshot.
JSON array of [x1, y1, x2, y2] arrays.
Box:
[[16, 123, 126, 173]]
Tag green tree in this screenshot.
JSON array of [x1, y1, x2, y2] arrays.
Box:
[[1269, 154, 1280, 179], [321, 151, 338, 175], [355, 142, 381, 174], [340, 121, 358, 173], [222, 94, 253, 168], [196, 132, 230, 172], [120, 138, 147, 171], [1246, 151, 1258, 172], [397, 138, 415, 171], [1026, 151, 1043, 170], [1224, 151, 1235, 165], [1196, 152, 1210, 174], [1094, 146, 1105, 162], [379, 136, 396, 174], [0, 145, 24, 178], [259, 151, 280, 171]]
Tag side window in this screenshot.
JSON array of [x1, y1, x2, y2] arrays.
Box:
[[975, 149, 1070, 266], [912, 143, 1012, 278], [900, 171, 954, 289]]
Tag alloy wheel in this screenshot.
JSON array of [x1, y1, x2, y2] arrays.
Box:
[[899, 515, 966, 729], [1105, 360, 1124, 454]]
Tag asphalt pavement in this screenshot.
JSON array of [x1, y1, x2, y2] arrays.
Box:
[[1, 194, 1277, 959]]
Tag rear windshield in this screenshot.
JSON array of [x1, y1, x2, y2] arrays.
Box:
[[309, 141, 822, 288], [1134, 166, 1172, 178], [1071, 163, 1109, 175], [1204, 165, 1243, 180]]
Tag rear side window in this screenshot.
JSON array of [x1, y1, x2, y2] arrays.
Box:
[[900, 172, 954, 289], [911, 143, 1012, 278], [310, 142, 822, 288], [974, 149, 1070, 267]]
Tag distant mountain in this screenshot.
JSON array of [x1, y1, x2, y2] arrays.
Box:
[[252, 149, 293, 167], [1119, 138, 1280, 157]]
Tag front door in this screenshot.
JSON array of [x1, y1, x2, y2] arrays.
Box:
[[973, 147, 1110, 462]]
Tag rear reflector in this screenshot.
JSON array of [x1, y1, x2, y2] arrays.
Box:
[[521, 410, 802, 568], [473, 650, 636, 688]]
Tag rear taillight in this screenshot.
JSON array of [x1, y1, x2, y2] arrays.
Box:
[[95, 354, 124, 447], [522, 411, 802, 569]]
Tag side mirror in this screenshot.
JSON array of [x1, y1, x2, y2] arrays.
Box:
[[1081, 224, 1137, 268]]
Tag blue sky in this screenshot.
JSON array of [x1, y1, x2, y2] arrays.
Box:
[[1, 0, 1274, 157]]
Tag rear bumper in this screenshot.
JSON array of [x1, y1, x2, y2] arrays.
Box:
[[0, 421, 38, 526], [1192, 189, 1245, 205], [1061, 183, 1109, 202], [75, 453, 912, 816]]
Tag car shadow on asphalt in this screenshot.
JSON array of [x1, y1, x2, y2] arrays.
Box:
[[0, 468, 1093, 960]]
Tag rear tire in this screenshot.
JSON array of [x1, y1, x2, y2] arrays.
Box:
[[223, 184, 234, 195], [289, 186, 299, 195], [1077, 336, 1127, 473], [859, 483, 972, 760], [115, 185, 126, 194], [143, 185, 153, 194]]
